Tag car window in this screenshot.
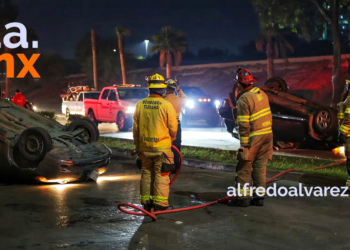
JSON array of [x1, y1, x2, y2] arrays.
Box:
[[84, 92, 100, 99], [101, 89, 110, 100], [78, 93, 83, 102], [181, 87, 206, 96], [109, 90, 117, 101], [118, 89, 148, 100]]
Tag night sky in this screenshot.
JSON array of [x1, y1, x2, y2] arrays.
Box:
[[17, 0, 260, 59]]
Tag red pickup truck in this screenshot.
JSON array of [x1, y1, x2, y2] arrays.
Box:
[[84, 85, 149, 131]]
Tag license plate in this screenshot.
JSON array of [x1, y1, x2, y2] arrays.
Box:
[[88, 170, 99, 181]]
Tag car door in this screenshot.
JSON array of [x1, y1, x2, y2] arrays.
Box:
[[97, 89, 110, 120], [108, 89, 119, 122]]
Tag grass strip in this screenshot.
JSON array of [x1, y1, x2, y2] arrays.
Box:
[[100, 137, 347, 179]]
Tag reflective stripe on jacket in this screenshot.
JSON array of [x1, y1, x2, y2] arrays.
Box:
[[133, 94, 178, 151], [338, 93, 350, 137], [236, 87, 272, 146], [163, 90, 187, 118]]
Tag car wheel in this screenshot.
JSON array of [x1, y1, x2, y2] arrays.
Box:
[[264, 77, 288, 93], [65, 108, 70, 120], [88, 110, 99, 126], [67, 118, 99, 142], [312, 106, 337, 134], [18, 127, 53, 162], [117, 112, 129, 132]]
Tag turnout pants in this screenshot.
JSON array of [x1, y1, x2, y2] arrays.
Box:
[[173, 121, 182, 151], [172, 121, 182, 172], [344, 141, 350, 189], [235, 133, 273, 200], [139, 150, 174, 207]]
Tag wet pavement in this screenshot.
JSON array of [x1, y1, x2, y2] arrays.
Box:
[[1, 158, 350, 249]]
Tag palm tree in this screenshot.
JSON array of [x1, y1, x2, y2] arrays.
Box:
[[115, 27, 130, 85], [149, 26, 187, 78], [255, 27, 294, 78]]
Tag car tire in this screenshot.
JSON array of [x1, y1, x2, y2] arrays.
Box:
[[88, 110, 99, 126], [312, 106, 337, 134], [18, 127, 53, 162], [117, 112, 129, 132], [264, 77, 288, 93], [67, 118, 99, 142]]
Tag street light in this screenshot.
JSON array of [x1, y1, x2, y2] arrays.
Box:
[[144, 40, 149, 58]]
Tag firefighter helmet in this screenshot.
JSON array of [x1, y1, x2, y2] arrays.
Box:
[[166, 79, 177, 89], [236, 68, 257, 85], [346, 79, 350, 91], [147, 73, 167, 88]]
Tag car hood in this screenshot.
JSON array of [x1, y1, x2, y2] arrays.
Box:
[[119, 99, 140, 106]]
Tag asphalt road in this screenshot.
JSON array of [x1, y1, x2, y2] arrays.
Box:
[[55, 115, 345, 160], [1, 158, 350, 249], [99, 123, 345, 161]]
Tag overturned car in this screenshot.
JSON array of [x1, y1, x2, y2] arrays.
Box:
[[218, 77, 340, 149], [0, 98, 111, 183]]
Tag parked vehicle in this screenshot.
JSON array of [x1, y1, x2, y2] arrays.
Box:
[[0, 98, 111, 183], [84, 85, 148, 131], [181, 86, 220, 127], [218, 77, 340, 149], [61, 91, 100, 119]]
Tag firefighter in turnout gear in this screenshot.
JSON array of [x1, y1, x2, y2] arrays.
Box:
[[133, 73, 178, 211], [164, 78, 187, 150], [337, 79, 350, 190], [163, 79, 187, 172], [233, 68, 273, 207]]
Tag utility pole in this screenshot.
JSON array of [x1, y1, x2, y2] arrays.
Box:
[[91, 29, 98, 90]]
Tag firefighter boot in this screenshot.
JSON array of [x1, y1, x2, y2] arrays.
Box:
[[235, 198, 251, 207], [153, 204, 174, 211], [251, 198, 264, 206], [143, 204, 153, 212]]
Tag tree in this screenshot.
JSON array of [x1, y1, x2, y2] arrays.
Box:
[[252, 0, 350, 106], [255, 28, 294, 78], [75, 32, 136, 87], [115, 27, 130, 85], [251, 0, 316, 79], [310, 0, 350, 105], [149, 26, 187, 78]]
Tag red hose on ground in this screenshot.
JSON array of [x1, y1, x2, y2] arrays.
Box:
[[117, 148, 346, 221]]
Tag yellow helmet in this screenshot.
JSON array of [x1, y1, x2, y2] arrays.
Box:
[[147, 73, 167, 89]]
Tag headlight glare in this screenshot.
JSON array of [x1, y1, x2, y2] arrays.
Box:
[[186, 100, 194, 109], [126, 106, 135, 113]]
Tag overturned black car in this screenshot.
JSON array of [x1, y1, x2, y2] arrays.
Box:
[[0, 98, 111, 183], [218, 77, 340, 149]]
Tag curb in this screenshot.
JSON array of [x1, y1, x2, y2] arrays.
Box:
[[111, 149, 346, 188]]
